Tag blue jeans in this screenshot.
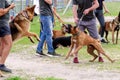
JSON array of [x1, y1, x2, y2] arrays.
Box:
[[95, 10, 105, 37], [37, 15, 54, 53]]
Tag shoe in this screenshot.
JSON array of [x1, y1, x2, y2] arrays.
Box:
[[36, 51, 46, 56], [101, 39, 108, 43], [47, 52, 61, 57], [73, 57, 79, 63], [0, 64, 12, 73], [98, 56, 104, 62]]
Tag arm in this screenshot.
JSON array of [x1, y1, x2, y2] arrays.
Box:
[[52, 7, 65, 24], [103, 1, 109, 13], [72, 5, 79, 24], [83, 0, 99, 15], [45, 0, 52, 5], [0, 3, 15, 16]]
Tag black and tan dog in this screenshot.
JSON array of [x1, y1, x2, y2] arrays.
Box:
[[100, 12, 120, 44], [65, 24, 115, 63], [10, 5, 40, 43]]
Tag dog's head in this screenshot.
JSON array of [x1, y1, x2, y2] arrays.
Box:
[[22, 5, 36, 21], [63, 24, 79, 34]]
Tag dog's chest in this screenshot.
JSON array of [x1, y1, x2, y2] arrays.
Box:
[[19, 21, 30, 30]]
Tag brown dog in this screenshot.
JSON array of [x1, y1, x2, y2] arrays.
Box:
[[53, 25, 66, 39], [100, 12, 120, 44], [10, 5, 40, 43], [65, 24, 114, 63]]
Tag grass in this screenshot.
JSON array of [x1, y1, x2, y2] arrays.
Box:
[[5, 76, 63, 80], [57, 1, 120, 17], [9, 1, 120, 80]]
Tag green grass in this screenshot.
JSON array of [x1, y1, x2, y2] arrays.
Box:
[[5, 76, 63, 80], [57, 1, 120, 17], [5, 76, 27, 80]]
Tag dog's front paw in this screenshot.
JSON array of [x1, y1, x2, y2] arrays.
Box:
[[89, 60, 94, 62], [111, 60, 115, 63], [37, 38, 41, 42]]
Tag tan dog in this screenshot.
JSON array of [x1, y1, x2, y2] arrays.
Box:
[[10, 5, 40, 43], [65, 24, 114, 63], [53, 25, 66, 39], [100, 12, 120, 44]]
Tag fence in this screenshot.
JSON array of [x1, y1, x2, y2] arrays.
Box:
[[8, 0, 120, 17]]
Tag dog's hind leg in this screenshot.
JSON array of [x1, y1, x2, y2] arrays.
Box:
[[105, 31, 109, 43], [87, 45, 98, 62], [116, 28, 119, 44], [96, 45, 115, 63], [100, 51, 115, 63], [112, 28, 115, 44]]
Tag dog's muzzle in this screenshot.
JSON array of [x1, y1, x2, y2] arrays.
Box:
[[64, 24, 72, 33]]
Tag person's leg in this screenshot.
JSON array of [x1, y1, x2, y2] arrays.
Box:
[[78, 20, 86, 31], [0, 35, 12, 72], [36, 16, 46, 53], [86, 18, 99, 39], [86, 18, 104, 62], [0, 35, 12, 64], [96, 10, 105, 38], [44, 16, 54, 53], [0, 38, 3, 61]]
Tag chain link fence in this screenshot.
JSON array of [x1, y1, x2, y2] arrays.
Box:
[[8, 0, 120, 18]]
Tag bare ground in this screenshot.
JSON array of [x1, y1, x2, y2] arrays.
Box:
[[1, 44, 120, 80]]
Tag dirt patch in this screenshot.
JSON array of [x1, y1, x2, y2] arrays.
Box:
[[1, 45, 120, 80], [63, 16, 115, 23]]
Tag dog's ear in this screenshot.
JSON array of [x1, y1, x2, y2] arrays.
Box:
[[27, 5, 36, 13]]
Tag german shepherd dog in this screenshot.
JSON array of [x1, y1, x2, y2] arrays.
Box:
[[103, 12, 120, 44], [10, 5, 40, 43], [64, 24, 114, 63]]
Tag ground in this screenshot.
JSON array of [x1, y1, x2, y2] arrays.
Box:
[[1, 44, 120, 80]]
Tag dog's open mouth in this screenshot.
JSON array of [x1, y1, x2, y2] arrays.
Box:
[[62, 24, 72, 33]]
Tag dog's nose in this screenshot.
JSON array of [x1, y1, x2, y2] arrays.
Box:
[[31, 19, 33, 22]]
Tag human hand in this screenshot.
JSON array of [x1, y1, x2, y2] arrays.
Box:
[[83, 9, 90, 15], [74, 17, 79, 25], [104, 9, 110, 14], [10, 3, 15, 9]]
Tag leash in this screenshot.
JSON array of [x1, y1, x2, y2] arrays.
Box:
[[76, 14, 85, 27], [79, 14, 85, 22]]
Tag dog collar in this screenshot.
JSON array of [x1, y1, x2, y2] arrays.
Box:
[[21, 11, 29, 20], [73, 31, 80, 37]]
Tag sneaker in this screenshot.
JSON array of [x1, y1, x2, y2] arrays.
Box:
[[0, 64, 12, 73], [47, 52, 61, 57], [101, 39, 108, 43], [73, 57, 79, 63], [36, 51, 46, 56]]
